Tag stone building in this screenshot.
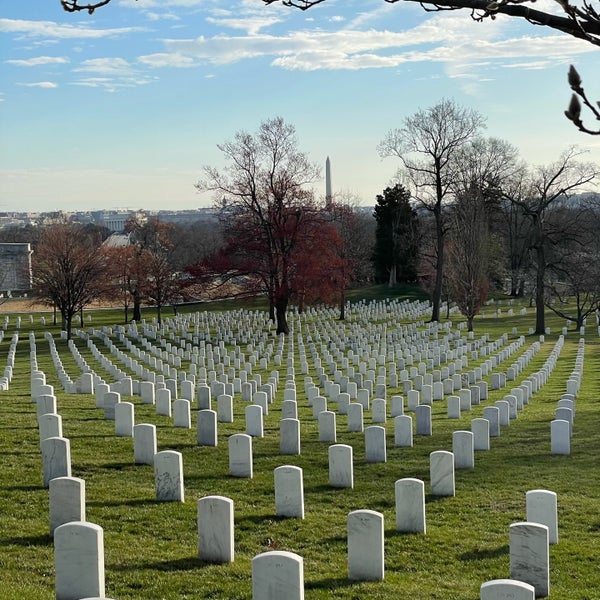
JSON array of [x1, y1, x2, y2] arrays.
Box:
[[0, 243, 33, 292]]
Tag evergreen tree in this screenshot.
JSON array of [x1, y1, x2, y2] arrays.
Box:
[[372, 184, 419, 286]]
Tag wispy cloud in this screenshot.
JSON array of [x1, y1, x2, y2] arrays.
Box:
[[138, 53, 196, 68], [74, 57, 133, 75], [0, 18, 143, 40], [5, 56, 69, 67], [71, 75, 155, 92], [158, 17, 593, 72], [18, 81, 58, 88], [205, 16, 282, 35]]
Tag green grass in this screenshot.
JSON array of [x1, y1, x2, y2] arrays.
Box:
[[0, 293, 599, 599]]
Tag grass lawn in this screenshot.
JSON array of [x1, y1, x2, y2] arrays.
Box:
[[0, 293, 598, 599]]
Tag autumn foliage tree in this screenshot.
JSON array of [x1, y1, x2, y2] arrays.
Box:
[[195, 117, 325, 334], [33, 222, 108, 339]]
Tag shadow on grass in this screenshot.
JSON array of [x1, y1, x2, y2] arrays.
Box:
[[458, 544, 509, 561], [305, 576, 359, 591], [109, 556, 208, 573], [5, 484, 43, 492], [0, 533, 52, 547], [86, 498, 161, 508]]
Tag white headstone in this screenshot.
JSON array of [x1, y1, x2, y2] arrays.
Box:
[[154, 450, 184, 502], [49, 476, 85, 536], [274, 465, 304, 519], [229, 433, 253, 478], [252, 551, 304, 600], [197, 495, 234, 563], [395, 478, 425, 533], [328, 444, 353, 488], [509, 522, 549, 597], [430, 450, 455, 497], [133, 423, 157, 465], [54, 522, 104, 600], [347, 510, 384, 581]]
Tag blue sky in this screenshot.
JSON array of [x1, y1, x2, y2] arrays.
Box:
[[1, 0, 599, 213]]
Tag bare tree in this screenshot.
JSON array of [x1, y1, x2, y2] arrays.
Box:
[[446, 184, 490, 331], [33, 223, 108, 339], [196, 117, 321, 334], [507, 148, 599, 334], [379, 99, 484, 322], [545, 241, 600, 329], [144, 252, 181, 326]]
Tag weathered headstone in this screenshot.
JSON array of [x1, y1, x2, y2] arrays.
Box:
[[430, 450, 455, 497], [509, 522, 549, 597], [154, 450, 184, 502], [42, 436, 71, 487]]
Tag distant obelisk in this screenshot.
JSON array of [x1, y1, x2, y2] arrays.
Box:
[[325, 156, 332, 209]]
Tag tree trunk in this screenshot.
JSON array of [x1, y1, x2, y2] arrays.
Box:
[[124, 304, 129, 324], [132, 289, 141, 322], [388, 264, 397, 287], [53, 304, 57, 326], [535, 243, 545, 335], [157, 304, 162, 326], [431, 210, 444, 323], [269, 297, 276, 323], [339, 287, 346, 321], [275, 296, 289, 335], [467, 315, 474, 332]]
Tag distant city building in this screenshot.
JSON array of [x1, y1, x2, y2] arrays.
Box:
[[0, 243, 33, 292], [96, 210, 143, 233]]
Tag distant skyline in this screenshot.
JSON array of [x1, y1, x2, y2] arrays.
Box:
[[1, 0, 599, 212]]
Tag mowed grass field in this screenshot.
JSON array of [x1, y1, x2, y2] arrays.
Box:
[[0, 295, 599, 600]]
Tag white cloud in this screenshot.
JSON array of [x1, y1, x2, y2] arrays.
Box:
[[138, 53, 196, 68], [5, 56, 69, 67], [146, 12, 181, 22], [155, 14, 593, 73], [19, 81, 58, 88], [0, 18, 144, 40], [74, 57, 133, 75], [205, 16, 282, 35], [71, 75, 154, 92]]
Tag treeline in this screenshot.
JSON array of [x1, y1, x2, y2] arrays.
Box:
[[4, 105, 600, 339]]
